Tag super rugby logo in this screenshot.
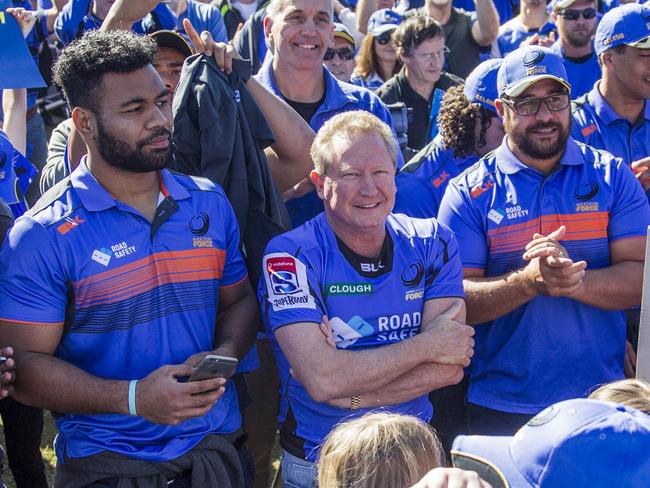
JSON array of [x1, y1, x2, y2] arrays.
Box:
[[264, 253, 316, 311]]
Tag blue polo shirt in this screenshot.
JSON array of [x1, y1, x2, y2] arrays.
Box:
[[55, 0, 177, 45], [453, 0, 518, 25], [438, 137, 650, 414], [394, 140, 478, 218], [572, 82, 650, 167], [259, 212, 464, 461], [0, 161, 248, 462], [495, 18, 557, 57], [549, 42, 601, 98], [176, 0, 228, 43], [255, 61, 401, 227]]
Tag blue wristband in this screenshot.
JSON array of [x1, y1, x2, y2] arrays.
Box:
[[128, 380, 138, 416]]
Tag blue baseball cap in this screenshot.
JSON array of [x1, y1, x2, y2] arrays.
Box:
[[464, 58, 503, 113], [367, 9, 403, 36], [451, 399, 650, 488], [497, 45, 571, 98], [595, 3, 650, 56]]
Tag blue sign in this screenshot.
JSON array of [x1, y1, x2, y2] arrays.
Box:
[[0, 0, 46, 89]]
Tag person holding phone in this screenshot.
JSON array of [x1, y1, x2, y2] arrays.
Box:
[[0, 30, 258, 487]]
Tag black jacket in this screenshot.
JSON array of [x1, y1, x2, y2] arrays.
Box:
[[171, 54, 291, 287]]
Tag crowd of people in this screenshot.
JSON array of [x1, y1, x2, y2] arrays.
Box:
[[0, 0, 650, 486]]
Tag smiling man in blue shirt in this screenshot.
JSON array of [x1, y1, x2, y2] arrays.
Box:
[[571, 3, 650, 175]]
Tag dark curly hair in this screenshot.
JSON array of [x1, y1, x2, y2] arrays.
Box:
[[53, 30, 158, 113], [437, 85, 495, 159]]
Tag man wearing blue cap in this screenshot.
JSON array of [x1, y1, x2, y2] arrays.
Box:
[[549, 0, 601, 98], [451, 398, 650, 488], [438, 45, 650, 436], [394, 58, 504, 219], [572, 3, 650, 178]]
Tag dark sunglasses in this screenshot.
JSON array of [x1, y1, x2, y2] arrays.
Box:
[[558, 7, 597, 20], [375, 31, 393, 45], [324, 48, 355, 61]]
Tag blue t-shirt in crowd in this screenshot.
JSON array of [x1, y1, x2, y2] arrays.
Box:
[[438, 137, 650, 414], [549, 41, 601, 98], [0, 161, 248, 462], [394, 141, 478, 218], [0, 129, 37, 219], [256, 61, 401, 227], [259, 212, 464, 461], [175, 0, 228, 43], [495, 17, 556, 57], [453, 0, 518, 24], [572, 82, 650, 167], [55, 0, 177, 45]]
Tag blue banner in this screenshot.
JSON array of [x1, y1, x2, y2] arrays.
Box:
[[0, 0, 46, 89]]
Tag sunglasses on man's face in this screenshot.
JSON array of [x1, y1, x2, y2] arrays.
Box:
[[558, 7, 597, 20], [375, 32, 393, 45], [324, 47, 355, 61]]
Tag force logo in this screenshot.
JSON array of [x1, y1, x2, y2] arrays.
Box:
[[193, 237, 214, 248], [264, 253, 316, 311], [188, 212, 209, 236], [57, 215, 85, 235], [401, 261, 424, 288]]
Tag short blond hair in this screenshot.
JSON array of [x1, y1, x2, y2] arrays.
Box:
[[310, 111, 398, 175], [589, 379, 650, 415], [266, 0, 333, 22], [317, 413, 443, 488]]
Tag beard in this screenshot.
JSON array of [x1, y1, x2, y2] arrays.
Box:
[[96, 117, 171, 173], [506, 117, 571, 160], [564, 26, 595, 48]]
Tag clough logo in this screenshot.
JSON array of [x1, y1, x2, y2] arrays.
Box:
[[401, 261, 424, 288], [188, 212, 209, 236]]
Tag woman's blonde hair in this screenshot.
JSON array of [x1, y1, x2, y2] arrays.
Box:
[[318, 412, 443, 488], [355, 33, 402, 81], [589, 378, 650, 415]]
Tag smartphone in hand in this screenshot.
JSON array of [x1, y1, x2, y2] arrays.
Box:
[[188, 355, 238, 382]]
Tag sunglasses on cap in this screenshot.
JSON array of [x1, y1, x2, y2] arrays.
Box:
[[558, 7, 597, 20], [375, 31, 394, 45], [324, 47, 355, 61]]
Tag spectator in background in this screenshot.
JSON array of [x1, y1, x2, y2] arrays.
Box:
[[259, 111, 472, 488], [167, 0, 229, 42], [549, 0, 601, 97], [571, 3, 650, 176], [355, 0, 396, 35], [413, 0, 499, 79], [350, 8, 403, 90], [438, 45, 650, 436], [453, 0, 517, 25], [451, 399, 650, 487], [233, 4, 269, 74], [494, 0, 557, 56], [207, 0, 265, 39], [590, 378, 650, 414], [377, 15, 462, 156], [324, 23, 357, 82], [54, 0, 177, 45], [318, 413, 444, 488]]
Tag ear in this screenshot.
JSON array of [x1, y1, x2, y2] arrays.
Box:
[[263, 16, 273, 45], [600, 52, 613, 68], [310, 170, 325, 199], [71, 107, 96, 136], [495, 99, 506, 119]]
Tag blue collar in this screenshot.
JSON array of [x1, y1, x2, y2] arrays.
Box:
[[495, 136, 584, 175], [71, 158, 190, 212], [589, 82, 650, 126]]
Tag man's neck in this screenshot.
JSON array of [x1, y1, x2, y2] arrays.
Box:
[[86, 152, 161, 222], [507, 137, 561, 176], [405, 71, 435, 101], [599, 77, 646, 125], [560, 38, 593, 59], [327, 215, 386, 258], [519, 4, 549, 30], [272, 60, 325, 102], [425, 2, 452, 25]]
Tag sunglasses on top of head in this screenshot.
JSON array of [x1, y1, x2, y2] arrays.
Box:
[[557, 7, 597, 20], [324, 47, 355, 61]]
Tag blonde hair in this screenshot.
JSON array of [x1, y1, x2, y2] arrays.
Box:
[[589, 379, 650, 415], [310, 111, 398, 175], [266, 0, 333, 22], [318, 413, 443, 488]]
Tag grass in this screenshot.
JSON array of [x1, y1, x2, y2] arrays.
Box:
[[0, 410, 57, 488]]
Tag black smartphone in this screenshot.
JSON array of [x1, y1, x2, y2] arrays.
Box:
[[188, 354, 238, 382]]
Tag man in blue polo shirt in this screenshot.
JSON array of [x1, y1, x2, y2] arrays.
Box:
[[258, 0, 400, 228], [438, 45, 650, 436], [0, 30, 257, 485], [549, 0, 601, 97], [394, 58, 504, 219], [54, 0, 177, 45], [167, 0, 228, 43], [494, 0, 557, 57], [571, 3, 650, 174]]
